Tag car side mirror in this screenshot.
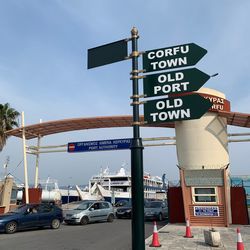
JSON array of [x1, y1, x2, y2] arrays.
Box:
[[89, 208, 94, 211]]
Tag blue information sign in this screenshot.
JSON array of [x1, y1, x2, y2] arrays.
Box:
[[194, 206, 219, 217], [68, 138, 132, 153]]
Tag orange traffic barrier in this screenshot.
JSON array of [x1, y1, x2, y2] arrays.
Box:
[[184, 218, 193, 238], [149, 221, 161, 248], [237, 228, 244, 250]]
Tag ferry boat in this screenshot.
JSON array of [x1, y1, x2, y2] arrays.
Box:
[[88, 166, 167, 204], [16, 166, 167, 205]]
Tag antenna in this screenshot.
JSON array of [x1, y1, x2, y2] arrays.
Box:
[[3, 156, 10, 177]]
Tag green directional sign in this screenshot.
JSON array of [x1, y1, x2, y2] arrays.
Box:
[[143, 43, 207, 73], [143, 68, 210, 98], [88, 39, 128, 69], [143, 94, 212, 124]]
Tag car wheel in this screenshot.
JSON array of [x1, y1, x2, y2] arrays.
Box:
[[107, 214, 114, 222], [158, 213, 163, 221], [51, 219, 61, 229], [80, 216, 88, 225], [5, 221, 17, 234]]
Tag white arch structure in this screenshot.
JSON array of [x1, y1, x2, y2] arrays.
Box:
[[5, 109, 250, 203]]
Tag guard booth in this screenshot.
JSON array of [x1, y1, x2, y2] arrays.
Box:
[[168, 173, 249, 226], [179, 168, 230, 226], [174, 88, 232, 226], [171, 87, 250, 227]]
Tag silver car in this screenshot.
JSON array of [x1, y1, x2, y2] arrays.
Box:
[[63, 200, 115, 225], [144, 201, 168, 221]]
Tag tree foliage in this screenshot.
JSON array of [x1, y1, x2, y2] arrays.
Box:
[[0, 103, 20, 151]]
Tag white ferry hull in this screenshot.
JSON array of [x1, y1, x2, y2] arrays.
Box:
[[96, 184, 130, 203], [96, 184, 166, 203]]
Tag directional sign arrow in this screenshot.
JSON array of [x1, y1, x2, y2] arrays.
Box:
[[143, 68, 210, 98], [88, 39, 128, 69], [143, 43, 207, 73], [143, 94, 212, 124]]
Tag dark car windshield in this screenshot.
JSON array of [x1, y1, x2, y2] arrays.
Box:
[[115, 200, 129, 207], [121, 201, 132, 207], [75, 202, 93, 210], [145, 202, 162, 208], [115, 200, 131, 207]]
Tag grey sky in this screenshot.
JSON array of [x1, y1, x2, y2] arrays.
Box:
[[0, 0, 249, 186]]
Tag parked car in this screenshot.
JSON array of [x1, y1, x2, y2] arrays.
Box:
[[116, 200, 156, 219], [116, 201, 132, 219], [0, 203, 63, 234], [63, 200, 114, 225], [62, 200, 95, 210], [144, 200, 168, 221]]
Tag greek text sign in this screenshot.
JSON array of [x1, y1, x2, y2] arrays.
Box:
[[143, 94, 212, 124], [194, 206, 219, 217], [143, 43, 207, 73], [143, 68, 210, 98], [200, 93, 231, 112], [68, 138, 131, 153]]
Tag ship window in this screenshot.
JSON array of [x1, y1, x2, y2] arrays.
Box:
[[192, 187, 218, 204]]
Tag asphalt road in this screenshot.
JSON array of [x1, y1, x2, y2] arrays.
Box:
[[0, 219, 168, 250]]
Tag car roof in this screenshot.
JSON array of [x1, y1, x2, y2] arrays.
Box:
[[73, 200, 110, 204], [19, 203, 57, 207]]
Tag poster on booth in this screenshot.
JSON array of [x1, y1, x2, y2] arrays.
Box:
[[194, 206, 220, 217]]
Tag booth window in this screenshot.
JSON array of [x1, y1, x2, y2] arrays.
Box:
[[192, 187, 218, 203], [10, 189, 18, 204]]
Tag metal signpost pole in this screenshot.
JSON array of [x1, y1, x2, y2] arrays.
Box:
[[87, 27, 147, 249], [130, 27, 145, 250]]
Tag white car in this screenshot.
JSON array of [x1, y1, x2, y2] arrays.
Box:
[[64, 200, 115, 225]]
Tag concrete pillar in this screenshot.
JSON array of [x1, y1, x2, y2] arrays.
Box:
[[175, 88, 229, 169], [0, 176, 14, 213]]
